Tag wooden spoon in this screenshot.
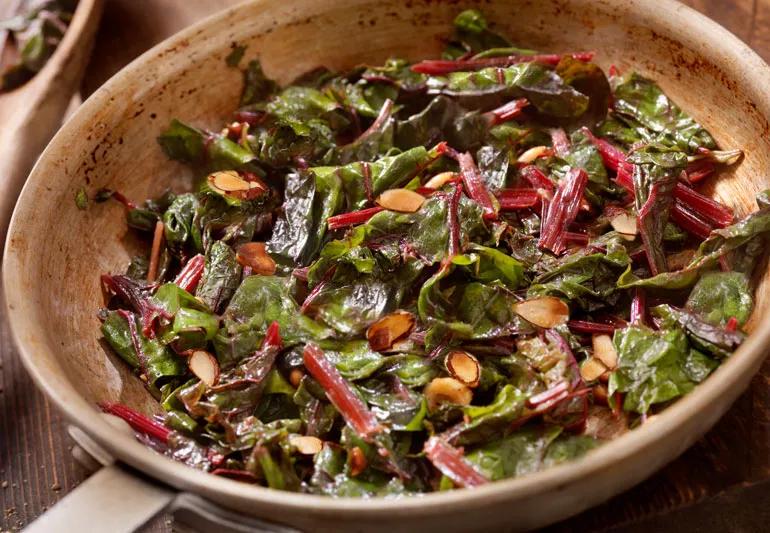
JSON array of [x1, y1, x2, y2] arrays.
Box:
[[0, 0, 102, 245]]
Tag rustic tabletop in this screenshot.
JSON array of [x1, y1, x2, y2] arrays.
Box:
[[3, 0, 770, 531]]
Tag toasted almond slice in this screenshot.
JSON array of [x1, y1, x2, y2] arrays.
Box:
[[610, 213, 637, 239], [209, 170, 250, 192], [236, 242, 276, 275], [376, 189, 425, 213], [189, 350, 220, 386], [424, 377, 473, 412], [289, 435, 323, 455], [517, 145, 548, 164], [367, 311, 415, 352], [348, 446, 367, 477], [592, 334, 618, 369], [424, 171, 458, 190], [580, 357, 607, 382], [513, 297, 569, 328], [446, 350, 481, 388]]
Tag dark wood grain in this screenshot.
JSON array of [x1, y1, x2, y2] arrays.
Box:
[[4, 1, 770, 531]]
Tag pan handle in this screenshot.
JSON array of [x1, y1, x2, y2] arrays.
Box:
[[24, 463, 175, 533], [25, 424, 301, 532]]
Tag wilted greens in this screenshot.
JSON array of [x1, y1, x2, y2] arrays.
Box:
[[97, 10, 763, 495], [0, 1, 77, 91]]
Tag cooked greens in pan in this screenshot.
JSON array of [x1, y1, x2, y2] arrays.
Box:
[[97, 10, 764, 495]]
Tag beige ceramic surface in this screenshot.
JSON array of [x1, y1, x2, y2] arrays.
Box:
[[5, 0, 770, 531]]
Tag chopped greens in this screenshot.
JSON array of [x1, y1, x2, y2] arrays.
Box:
[[98, 9, 761, 495], [1, 1, 76, 91]]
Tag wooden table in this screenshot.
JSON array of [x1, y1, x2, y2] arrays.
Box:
[[3, 1, 770, 531]]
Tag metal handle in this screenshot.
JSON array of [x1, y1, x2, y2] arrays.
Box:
[[24, 463, 175, 533], [24, 423, 301, 532]]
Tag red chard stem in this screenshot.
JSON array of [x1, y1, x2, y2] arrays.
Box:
[[174, 254, 205, 293], [424, 437, 489, 488], [303, 344, 383, 440], [327, 207, 384, 230], [100, 402, 170, 443]]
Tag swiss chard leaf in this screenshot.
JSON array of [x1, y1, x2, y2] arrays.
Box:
[[195, 241, 242, 313], [609, 325, 697, 414], [163, 193, 199, 253], [394, 96, 488, 152], [529, 235, 630, 310], [318, 340, 384, 380], [157, 119, 206, 163], [550, 129, 609, 187], [217, 276, 331, 365], [464, 427, 561, 480], [444, 9, 512, 59], [619, 201, 770, 289], [555, 56, 611, 127], [101, 310, 185, 386], [449, 384, 528, 446], [267, 170, 342, 267], [427, 62, 589, 119], [612, 73, 716, 152], [686, 271, 753, 327], [652, 304, 745, 358], [312, 146, 433, 211], [629, 144, 687, 275], [240, 59, 278, 106]]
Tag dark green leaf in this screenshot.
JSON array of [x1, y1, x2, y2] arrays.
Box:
[[196, 241, 242, 313], [240, 59, 278, 105], [612, 73, 716, 152], [629, 144, 687, 274], [157, 119, 206, 162], [465, 427, 561, 480], [427, 62, 589, 119], [101, 310, 185, 386], [686, 271, 753, 327], [448, 384, 527, 446], [163, 193, 198, 252], [609, 325, 696, 414], [652, 304, 745, 358]]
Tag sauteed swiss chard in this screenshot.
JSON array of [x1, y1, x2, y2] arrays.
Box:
[[97, 10, 767, 495]]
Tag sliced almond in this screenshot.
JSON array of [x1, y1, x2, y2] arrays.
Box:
[[513, 297, 569, 328], [610, 213, 637, 240], [209, 170, 250, 192], [367, 311, 415, 352], [236, 242, 276, 275], [517, 145, 548, 164], [208, 170, 267, 200], [592, 334, 618, 369], [424, 171, 458, 190], [289, 435, 323, 455], [189, 350, 220, 387], [348, 446, 367, 477], [376, 189, 425, 213], [446, 350, 481, 388], [424, 377, 473, 412], [580, 357, 607, 382]]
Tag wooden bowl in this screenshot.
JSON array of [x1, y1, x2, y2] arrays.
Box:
[[5, 0, 770, 530]]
